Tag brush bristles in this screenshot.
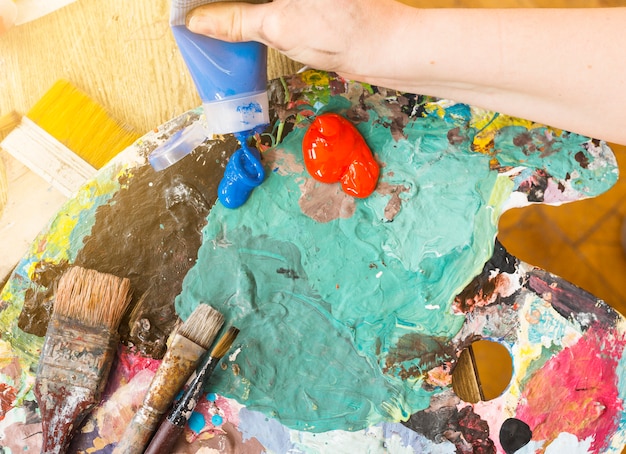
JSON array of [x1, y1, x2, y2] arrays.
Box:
[[210, 327, 240, 359], [27, 80, 140, 169], [54, 266, 133, 329], [178, 305, 225, 350]]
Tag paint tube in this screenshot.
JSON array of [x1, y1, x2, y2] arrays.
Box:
[[170, 0, 269, 138]]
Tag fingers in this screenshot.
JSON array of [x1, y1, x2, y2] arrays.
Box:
[[187, 2, 266, 43], [183, 0, 399, 82]]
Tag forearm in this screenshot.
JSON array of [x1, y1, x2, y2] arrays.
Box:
[[362, 6, 626, 143], [187, 1, 626, 143]]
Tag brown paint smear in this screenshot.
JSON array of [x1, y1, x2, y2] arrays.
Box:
[[18, 134, 239, 359]]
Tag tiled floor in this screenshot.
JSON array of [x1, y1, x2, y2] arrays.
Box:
[[498, 143, 626, 317]]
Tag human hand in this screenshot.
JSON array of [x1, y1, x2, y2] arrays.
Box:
[[185, 0, 410, 86], [186, 2, 626, 144]]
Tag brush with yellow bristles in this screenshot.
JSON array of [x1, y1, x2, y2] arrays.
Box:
[[0, 80, 140, 196]]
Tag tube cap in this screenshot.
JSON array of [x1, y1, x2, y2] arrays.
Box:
[[203, 91, 269, 137], [148, 121, 207, 171]]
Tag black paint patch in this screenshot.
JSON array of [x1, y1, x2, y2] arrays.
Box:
[[516, 169, 549, 203], [74, 137, 238, 356], [454, 239, 520, 313], [403, 405, 457, 441], [527, 269, 619, 330], [403, 403, 496, 453], [499, 418, 532, 454], [276, 267, 300, 279], [575, 151, 590, 169], [18, 260, 70, 337], [490, 240, 518, 274]]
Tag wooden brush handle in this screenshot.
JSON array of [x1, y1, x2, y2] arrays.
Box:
[[143, 354, 220, 454], [143, 418, 185, 454], [35, 316, 119, 454], [35, 380, 98, 454], [114, 335, 206, 454], [113, 405, 163, 454]]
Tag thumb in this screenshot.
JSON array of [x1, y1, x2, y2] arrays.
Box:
[[186, 2, 266, 43]]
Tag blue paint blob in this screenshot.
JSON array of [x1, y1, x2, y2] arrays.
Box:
[[188, 411, 206, 434], [211, 414, 224, 426], [206, 392, 217, 402], [237, 102, 263, 114], [217, 133, 265, 209]]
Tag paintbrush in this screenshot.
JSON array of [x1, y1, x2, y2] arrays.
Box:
[[144, 326, 240, 454], [34, 266, 133, 454], [114, 304, 224, 454], [0, 80, 140, 196]]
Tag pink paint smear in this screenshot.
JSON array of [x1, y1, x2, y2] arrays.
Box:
[[516, 325, 625, 452]]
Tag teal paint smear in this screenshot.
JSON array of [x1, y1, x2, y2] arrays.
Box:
[[525, 294, 582, 348], [178, 228, 405, 431], [493, 126, 618, 195], [176, 102, 506, 432], [316, 94, 352, 115]]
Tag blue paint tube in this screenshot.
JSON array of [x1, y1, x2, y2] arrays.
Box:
[[170, 0, 269, 137], [153, 0, 268, 209]]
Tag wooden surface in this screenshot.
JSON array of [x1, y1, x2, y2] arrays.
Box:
[[0, 0, 302, 135], [0, 0, 303, 279]]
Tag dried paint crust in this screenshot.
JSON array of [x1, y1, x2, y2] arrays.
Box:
[[0, 71, 624, 453]]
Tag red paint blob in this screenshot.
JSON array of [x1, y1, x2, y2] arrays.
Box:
[[0, 382, 17, 421], [302, 113, 379, 198]]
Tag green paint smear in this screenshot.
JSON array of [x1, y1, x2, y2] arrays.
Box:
[[494, 125, 618, 193], [176, 104, 505, 432]]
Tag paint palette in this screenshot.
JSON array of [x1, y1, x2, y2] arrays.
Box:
[[0, 71, 624, 453]]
